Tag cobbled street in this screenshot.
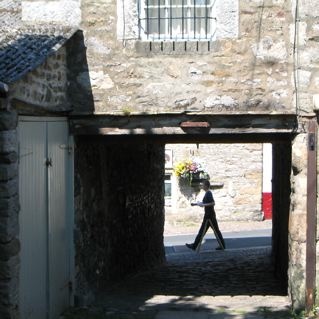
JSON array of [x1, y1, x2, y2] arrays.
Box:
[[63, 245, 293, 319]]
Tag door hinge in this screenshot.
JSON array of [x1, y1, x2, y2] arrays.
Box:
[[309, 133, 315, 151], [59, 144, 73, 154]]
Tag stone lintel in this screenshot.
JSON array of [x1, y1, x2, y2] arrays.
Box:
[[12, 99, 72, 116]]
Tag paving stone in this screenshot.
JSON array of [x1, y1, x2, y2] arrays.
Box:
[[70, 247, 292, 319], [156, 311, 210, 319]]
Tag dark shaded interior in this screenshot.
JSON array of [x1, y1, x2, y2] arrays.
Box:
[[74, 134, 291, 304]]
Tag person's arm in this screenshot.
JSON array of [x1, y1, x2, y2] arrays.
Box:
[[197, 201, 214, 207], [197, 191, 215, 207]]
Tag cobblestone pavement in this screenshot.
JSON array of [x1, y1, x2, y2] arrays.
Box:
[[64, 245, 294, 319]]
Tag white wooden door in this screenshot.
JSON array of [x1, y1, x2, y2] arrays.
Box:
[[19, 121, 48, 319], [19, 117, 73, 319], [47, 121, 72, 319]]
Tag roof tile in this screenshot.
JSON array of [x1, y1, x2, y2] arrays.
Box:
[[0, 25, 78, 84]]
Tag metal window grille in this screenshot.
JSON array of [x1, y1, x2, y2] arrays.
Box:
[[138, 0, 217, 41]]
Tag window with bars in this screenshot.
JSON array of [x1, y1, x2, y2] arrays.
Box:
[[138, 0, 217, 41]]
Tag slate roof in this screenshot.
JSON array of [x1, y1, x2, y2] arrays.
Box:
[[0, 25, 78, 84]]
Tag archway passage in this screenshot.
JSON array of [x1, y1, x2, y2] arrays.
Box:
[[73, 131, 292, 312], [71, 109, 296, 310]]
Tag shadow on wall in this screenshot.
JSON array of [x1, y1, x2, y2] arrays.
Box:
[[74, 140, 166, 305], [66, 30, 95, 114]]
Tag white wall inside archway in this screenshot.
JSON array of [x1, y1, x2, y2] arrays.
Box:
[[164, 143, 265, 233]]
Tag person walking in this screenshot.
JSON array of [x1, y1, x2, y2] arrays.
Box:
[[186, 180, 226, 251]]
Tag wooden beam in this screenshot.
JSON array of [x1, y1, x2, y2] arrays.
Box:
[[70, 113, 298, 137], [76, 132, 293, 145], [306, 118, 317, 313]]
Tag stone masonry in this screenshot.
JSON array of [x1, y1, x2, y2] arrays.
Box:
[[0, 20, 80, 319], [166, 143, 263, 221], [12, 47, 69, 110], [0, 107, 19, 319], [74, 0, 294, 115], [0, 0, 318, 314], [289, 129, 308, 309], [20, 0, 295, 115], [60, 0, 317, 308], [74, 140, 165, 304], [0, 1, 21, 28], [22, 0, 81, 26]]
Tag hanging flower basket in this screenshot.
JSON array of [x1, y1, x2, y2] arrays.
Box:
[[173, 158, 209, 186]]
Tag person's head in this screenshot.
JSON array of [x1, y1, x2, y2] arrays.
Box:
[[201, 180, 210, 191]]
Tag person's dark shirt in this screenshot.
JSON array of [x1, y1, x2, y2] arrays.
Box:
[[202, 190, 215, 214]]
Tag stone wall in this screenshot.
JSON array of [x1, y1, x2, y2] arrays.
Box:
[[290, 132, 308, 309], [18, 0, 319, 117], [65, 31, 95, 114], [317, 123, 319, 296], [12, 47, 70, 112], [296, 0, 319, 306], [166, 143, 263, 221], [293, 1, 319, 115], [71, 0, 293, 115], [15, 0, 319, 312], [288, 0, 319, 302], [74, 139, 165, 304], [0, 106, 19, 319], [0, 0, 21, 28], [21, 0, 81, 25]]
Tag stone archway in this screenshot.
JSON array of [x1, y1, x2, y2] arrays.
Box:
[[73, 135, 295, 305], [71, 114, 315, 311]]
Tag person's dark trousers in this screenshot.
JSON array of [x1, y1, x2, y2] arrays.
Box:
[[193, 212, 226, 249]]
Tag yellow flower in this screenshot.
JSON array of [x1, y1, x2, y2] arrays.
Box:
[[173, 160, 192, 177], [173, 159, 210, 185]]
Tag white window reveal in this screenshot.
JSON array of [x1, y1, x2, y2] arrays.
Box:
[[164, 174, 172, 206], [138, 0, 217, 41], [117, 0, 239, 49]]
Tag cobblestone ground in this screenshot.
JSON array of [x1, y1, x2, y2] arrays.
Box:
[[63, 246, 294, 319]]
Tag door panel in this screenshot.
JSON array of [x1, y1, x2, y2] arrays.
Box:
[[19, 118, 72, 319], [48, 121, 70, 319], [19, 121, 48, 319]]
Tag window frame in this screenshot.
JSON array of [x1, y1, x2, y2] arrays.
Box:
[[138, 0, 217, 41]]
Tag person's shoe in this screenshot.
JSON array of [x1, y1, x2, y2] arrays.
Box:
[[186, 243, 196, 250]]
